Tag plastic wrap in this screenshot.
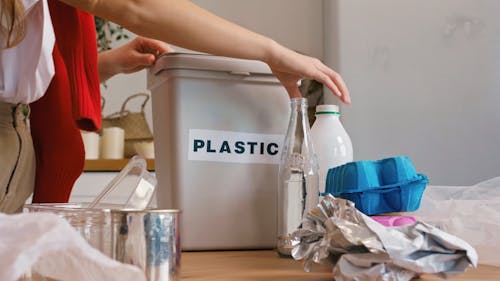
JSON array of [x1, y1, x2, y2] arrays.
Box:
[[413, 177, 500, 266]]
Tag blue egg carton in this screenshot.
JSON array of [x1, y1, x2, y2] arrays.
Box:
[[325, 156, 428, 215]]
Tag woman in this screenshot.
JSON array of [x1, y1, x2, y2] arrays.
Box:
[[0, 0, 350, 213]]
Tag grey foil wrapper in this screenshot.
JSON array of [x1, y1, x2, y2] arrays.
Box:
[[291, 195, 478, 281]]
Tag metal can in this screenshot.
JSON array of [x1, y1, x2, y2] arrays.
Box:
[[110, 209, 181, 281]]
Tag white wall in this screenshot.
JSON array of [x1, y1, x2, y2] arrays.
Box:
[[324, 0, 500, 185], [192, 0, 324, 58]]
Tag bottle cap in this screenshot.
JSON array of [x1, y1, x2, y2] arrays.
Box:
[[315, 104, 340, 115]]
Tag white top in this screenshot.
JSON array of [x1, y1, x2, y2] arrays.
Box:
[[315, 104, 339, 114], [0, 0, 55, 104]]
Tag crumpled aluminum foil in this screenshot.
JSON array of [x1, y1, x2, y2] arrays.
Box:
[[291, 195, 478, 281]]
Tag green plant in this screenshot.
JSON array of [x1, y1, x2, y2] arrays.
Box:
[[95, 17, 129, 52]]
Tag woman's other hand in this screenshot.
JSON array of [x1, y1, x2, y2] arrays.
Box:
[[98, 36, 174, 82]]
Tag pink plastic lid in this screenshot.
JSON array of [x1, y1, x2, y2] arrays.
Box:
[[371, 215, 416, 227]]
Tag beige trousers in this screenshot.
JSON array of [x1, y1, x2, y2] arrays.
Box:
[[0, 102, 35, 213]]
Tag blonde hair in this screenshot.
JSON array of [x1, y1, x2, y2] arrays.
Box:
[[1, 0, 26, 48]]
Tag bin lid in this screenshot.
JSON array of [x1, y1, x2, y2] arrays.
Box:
[[150, 53, 273, 76]]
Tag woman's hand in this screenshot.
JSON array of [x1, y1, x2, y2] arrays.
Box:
[[266, 41, 350, 104], [98, 37, 174, 82]]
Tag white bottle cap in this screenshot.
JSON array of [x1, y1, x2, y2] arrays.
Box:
[[315, 104, 340, 115]]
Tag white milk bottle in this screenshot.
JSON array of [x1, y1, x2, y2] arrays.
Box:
[[310, 104, 353, 193]]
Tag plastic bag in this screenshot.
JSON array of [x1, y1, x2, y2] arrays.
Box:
[[413, 177, 500, 266], [1, 212, 145, 281]]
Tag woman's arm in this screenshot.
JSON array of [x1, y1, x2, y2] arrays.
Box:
[[65, 0, 273, 61], [61, 0, 350, 103]]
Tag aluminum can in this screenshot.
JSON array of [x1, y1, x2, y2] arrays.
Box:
[[110, 209, 181, 281]]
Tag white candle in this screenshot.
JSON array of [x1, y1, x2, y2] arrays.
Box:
[[101, 127, 125, 159], [81, 131, 100, 160]]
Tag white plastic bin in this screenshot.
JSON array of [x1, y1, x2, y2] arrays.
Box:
[[147, 53, 289, 250]]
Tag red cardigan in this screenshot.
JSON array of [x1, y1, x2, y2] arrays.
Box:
[[30, 1, 101, 203]]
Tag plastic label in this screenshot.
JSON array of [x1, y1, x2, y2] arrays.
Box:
[[188, 129, 284, 164]]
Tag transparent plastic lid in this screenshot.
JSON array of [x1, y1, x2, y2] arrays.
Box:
[[87, 156, 157, 209]]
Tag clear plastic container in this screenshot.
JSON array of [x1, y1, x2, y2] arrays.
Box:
[[24, 156, 158, 256]]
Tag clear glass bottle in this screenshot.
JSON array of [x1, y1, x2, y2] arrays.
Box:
[[277, 98, 319, 256]]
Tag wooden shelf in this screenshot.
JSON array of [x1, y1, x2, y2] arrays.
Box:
[[84, 159, 155, 172]]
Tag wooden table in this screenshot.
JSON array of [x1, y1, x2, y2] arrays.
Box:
[[181, 251, 499, 281]]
